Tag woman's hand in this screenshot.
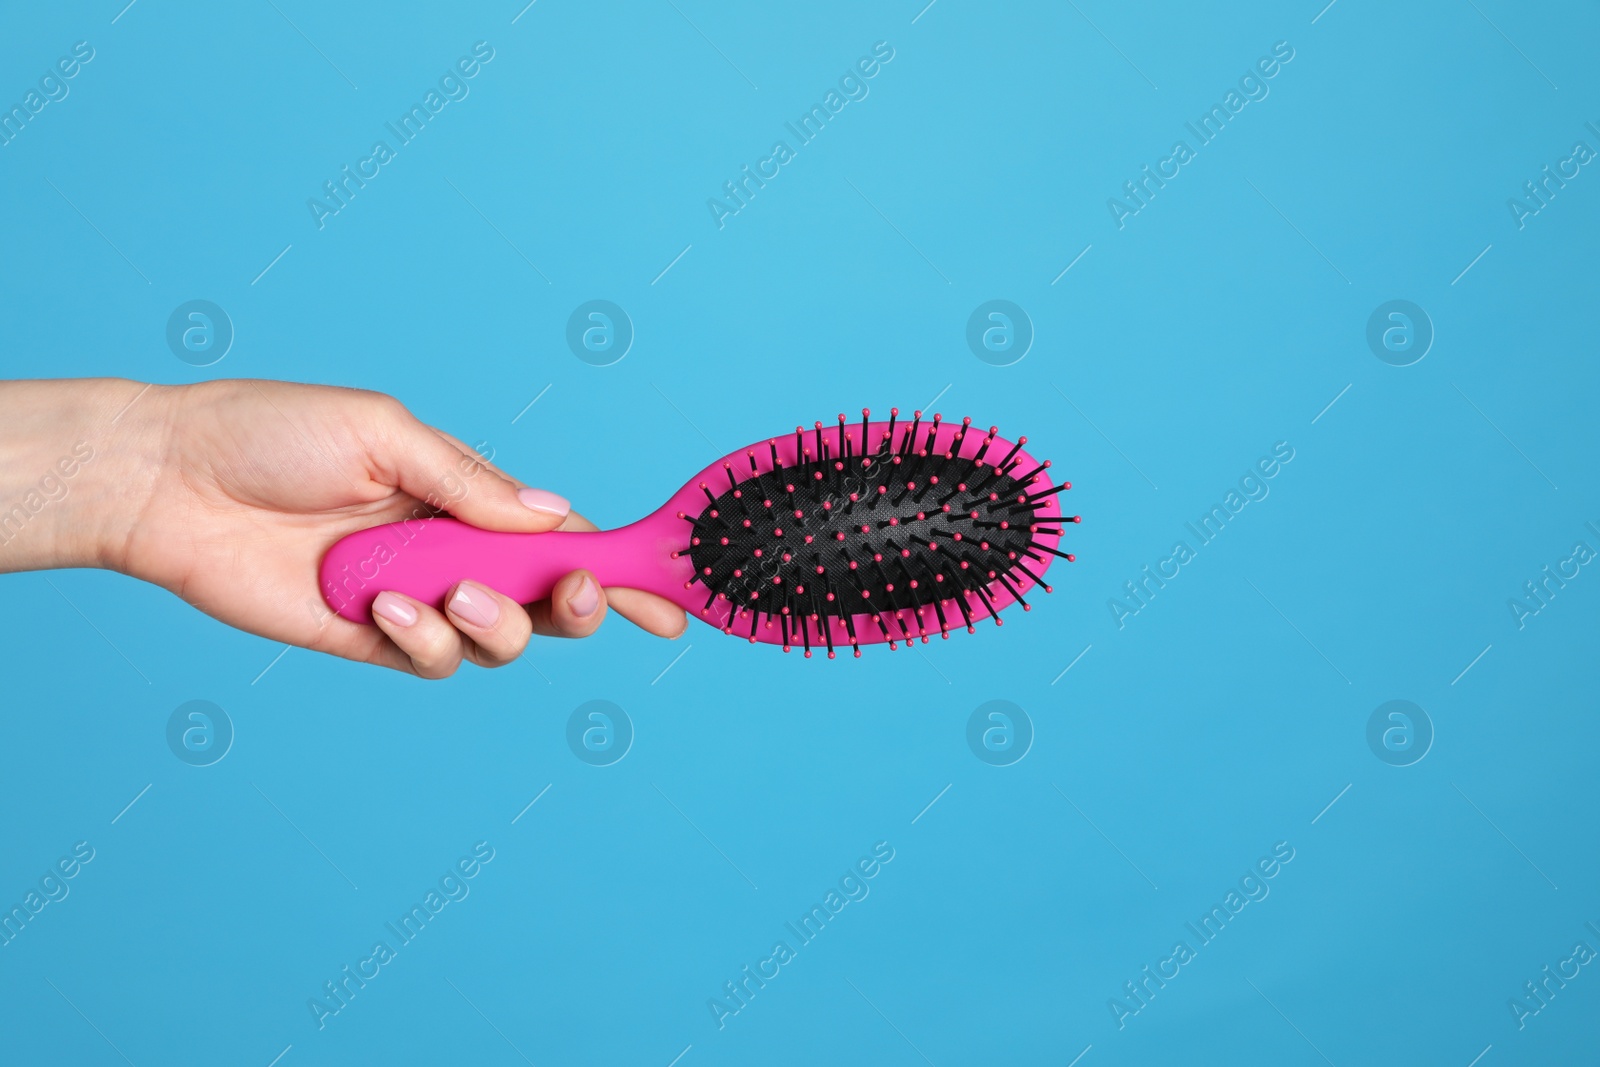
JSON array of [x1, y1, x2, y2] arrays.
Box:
[[0, 378, 687, 677]]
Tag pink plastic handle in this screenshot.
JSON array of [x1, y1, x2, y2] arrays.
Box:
[[319, 512, 690, 623]]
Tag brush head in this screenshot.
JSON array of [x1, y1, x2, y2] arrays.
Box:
[[675, 409, 1073, 657]]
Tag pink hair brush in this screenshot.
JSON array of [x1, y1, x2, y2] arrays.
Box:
[[320, 409, 1075, 657]]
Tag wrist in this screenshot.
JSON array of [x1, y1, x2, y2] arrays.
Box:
[[0, 378, 177, 574]]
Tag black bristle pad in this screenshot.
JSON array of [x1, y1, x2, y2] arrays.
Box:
[[688, 423, 1052, 624]]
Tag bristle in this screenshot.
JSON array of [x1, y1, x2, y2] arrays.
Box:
[[1023, 482, 1069, 504], [994, 571, 1029, 611], [972, 583, 1001, 625], [953, 591, 975, 632], [970, 429, 996, 467], [1014, 558, 1052, 593], [1014, 459, 1050, 485], [1030, 540, 1073, 561], [993, 436, 1026, 473]]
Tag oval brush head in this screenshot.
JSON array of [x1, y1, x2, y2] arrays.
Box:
[[680, 410, 1075, 656], [320, 408, 1075, 657]]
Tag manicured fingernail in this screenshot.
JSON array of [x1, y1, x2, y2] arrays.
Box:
[[372, 592, 418, 627], [518, 487, 569, 516], [568, 576, 599, 618], [448, 582, 500, 629]]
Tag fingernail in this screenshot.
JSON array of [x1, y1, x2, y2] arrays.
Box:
[[448, 582, 500, 629], [518, 487, 570, 516], [568, 576, 600, 618], [372, 592, 418, 627]]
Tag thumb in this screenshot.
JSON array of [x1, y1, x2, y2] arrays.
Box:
[[376, 410, 570, 533]]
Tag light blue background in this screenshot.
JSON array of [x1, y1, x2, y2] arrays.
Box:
[[2, 1, 1597, 1064]]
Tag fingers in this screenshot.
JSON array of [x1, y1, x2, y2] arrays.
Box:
[[526, 569, 608, 639], [349, 571, 683, 676], [368, 581, 533, 678], [549, 510, 688, 639], [444, 581, 534, 668], [606, 587, 690, 639], [367, 404, 571, 534], [539, 509, 688, 639], [370, 591, 464, 679]]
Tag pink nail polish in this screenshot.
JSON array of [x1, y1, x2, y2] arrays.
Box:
[[449, 582, 500, 629], [518, 487, 570, 516], [372, 592, 418, 627], [568, 576, 600, 618]]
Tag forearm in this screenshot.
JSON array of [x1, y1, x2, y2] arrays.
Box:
[[0, 378, 170, 573]]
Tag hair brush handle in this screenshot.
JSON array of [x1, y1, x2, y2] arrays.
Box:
[[319, 514, 684, 623]]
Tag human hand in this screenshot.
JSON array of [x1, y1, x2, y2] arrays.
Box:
[[3, 378, 686, 676]]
